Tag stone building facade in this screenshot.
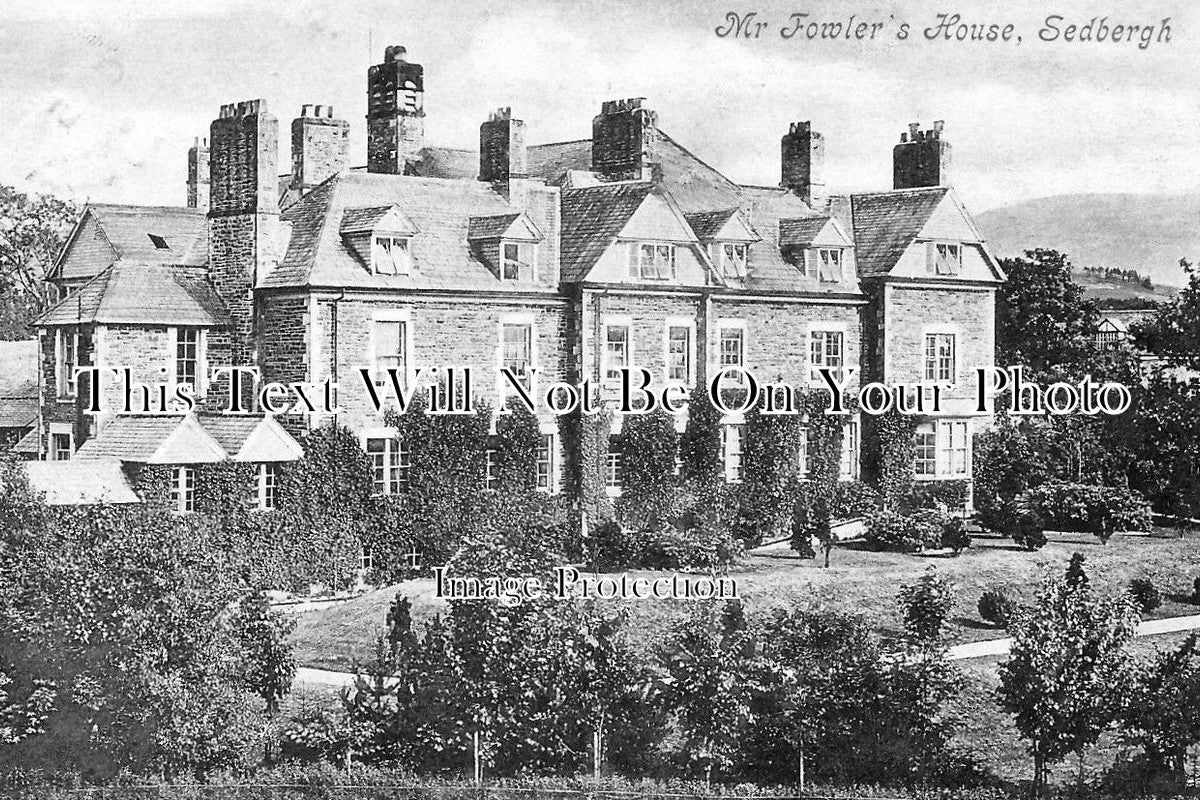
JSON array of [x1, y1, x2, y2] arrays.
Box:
[[33, 45, 1004, 505]]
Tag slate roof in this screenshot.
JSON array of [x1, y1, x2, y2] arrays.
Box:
[[268, 172, 532, 291], [526, 133, 744, 214], [467, 213, 523, 240], [737, 186, 860, 294], [684, 209, 739, 240], [12, 428, 38, 454], [74, 414, 302, 464], [850, 187, 951, 277], [36, 262, 230, 327], [25, 459, 141, 505], [778, 216, 832, 247], [0, 382, 37, 429], [51, 204, 207, 282], [559, 182, 656, 282], [75, 416, 190, 462]]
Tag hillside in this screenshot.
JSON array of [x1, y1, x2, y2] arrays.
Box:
[[974, 193, 1199, 289]]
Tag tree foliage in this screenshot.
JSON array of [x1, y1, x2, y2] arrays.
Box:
[[0, 185, 77, 338], [996, 249, 1100, 379], [998, 553, 1140, 793]]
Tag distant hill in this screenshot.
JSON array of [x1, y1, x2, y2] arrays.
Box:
[[1072, 268, 1177, 308], [974, 193, 1199, 289]]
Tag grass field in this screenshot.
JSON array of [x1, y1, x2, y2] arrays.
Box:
[[290, 527, 1200, 673], [287, 527, 1200, 788]]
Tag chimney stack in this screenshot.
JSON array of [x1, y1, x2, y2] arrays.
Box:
[[780, 121, 825, 207], [591, 98, 659, 182], [367, 45, 425, 174], [893, 120, 951, 190], [208, 98, 278, 368], [291, 104, 350, 194], [479, 107, 528, 183], [186, 137, 210, 209]]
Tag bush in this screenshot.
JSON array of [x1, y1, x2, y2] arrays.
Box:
[[940, 516, 972, 555], [907, 480, 970, 513], [982, 498, 1048, 551], [1128, 577, 1162, 613], [898, 568, 955, 641], [978, 588, 1016, 628], [830, 480, 880, 519], [865, 509, 952, 553], [1019, 481, 1152, 543]]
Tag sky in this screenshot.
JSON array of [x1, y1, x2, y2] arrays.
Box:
[[0, 0, 1197, 213]]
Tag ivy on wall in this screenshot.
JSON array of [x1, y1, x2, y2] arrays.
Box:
[[616, 406, 680, 530], [863, 409, 917, 510]]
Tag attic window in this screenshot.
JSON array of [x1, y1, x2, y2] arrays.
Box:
[[372, 234, 413, 275], [628, 242, 676, 281], [929, 242, 962, 275], [502, 242, 536, 281], [808, 248, 843, 282], [718, 243, 749, 279], [148, 234, 170, 250]]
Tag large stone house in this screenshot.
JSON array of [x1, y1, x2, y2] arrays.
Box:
[[30, 45, 1004, 510]]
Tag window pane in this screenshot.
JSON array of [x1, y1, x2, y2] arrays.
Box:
[[502, 325, 533, 379], [536, 434, 554, 492], [605, 326, 629, 380], [667, 326, 691, 383]]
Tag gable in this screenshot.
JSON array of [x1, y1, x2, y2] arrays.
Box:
[[618, 192, 700, 244], [53, 212, 119, 282], [917, 192, 983, 243]]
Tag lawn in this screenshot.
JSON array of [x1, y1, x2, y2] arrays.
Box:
[[289, 526, 1200, 673], [286, 526, 1200, 789]]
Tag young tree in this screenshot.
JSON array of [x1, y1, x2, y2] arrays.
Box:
[[230, 590, 296, 716], [898, 568, 955, 642], [1118, 634, 1200, 786], [999, 553, 1140, 794], [665, 601, 755, 782]]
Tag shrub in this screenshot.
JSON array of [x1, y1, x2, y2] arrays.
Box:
[[983, 498, 1048, 551], [940, 516, 972, 555], [864, 509, 951, 553], [907, 480, 970, 513], [978, 588, 1016, 628], [830, 480, 881, 519], [616, 407, 681, 531], [1128, 577, 1162, 613], [1019, 481, 1152, 543], [898, 568, 955, 641]]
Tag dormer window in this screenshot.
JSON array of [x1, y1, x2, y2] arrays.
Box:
[[718, 243, 749, 279], [808, 248, 843, 282], [501, 241, 537, 281], [629, 243, 676, 281], [372, 234, 412, 275], [929, 242, 962, 275]]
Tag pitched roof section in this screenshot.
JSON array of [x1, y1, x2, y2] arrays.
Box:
[[25, 459, 141, 505], [201, 415, 304, 462], [559, 182, 656, 282], [0, 387, 37, 429], [527, 132, 744, 214], [268, 172, 536, 290], [778, 216, 832, 247], [36, 263, 230, 327], [467, 212, 542, 242], [340, 205, 419, 235], [74, 414, 303, 464], [50, 204, 207, 282], [850, 187, 951, 277]]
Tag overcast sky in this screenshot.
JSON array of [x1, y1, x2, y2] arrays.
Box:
[[1, 0, 1196, 212]]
